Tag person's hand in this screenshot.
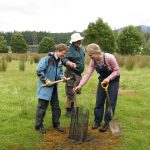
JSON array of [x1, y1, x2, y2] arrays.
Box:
[[61, 76, 68, 82], [73, 85, 82, 93], [102, 77, 110, 85], [45, 80, 53, 86], [66, 61, 76, 68]]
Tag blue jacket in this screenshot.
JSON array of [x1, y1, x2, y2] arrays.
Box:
[[36, 53, 63, 101]]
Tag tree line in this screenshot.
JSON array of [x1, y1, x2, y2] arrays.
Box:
[[0, 18, 150, 54]]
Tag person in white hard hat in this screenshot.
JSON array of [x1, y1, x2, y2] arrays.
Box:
[[62, 33, 85, 117]]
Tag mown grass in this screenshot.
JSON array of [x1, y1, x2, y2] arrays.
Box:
[[0, 58, 150, 150]]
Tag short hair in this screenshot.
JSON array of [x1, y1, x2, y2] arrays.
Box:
[[56, 43, 68, 52], [86, 43, 102, 55]]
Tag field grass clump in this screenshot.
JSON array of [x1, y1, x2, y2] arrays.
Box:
[[5, 54, 12, 62], [0, 56, 7, 72], [33, 54, 42, 63], [114, 53, 125, 67], [124, 56, 135, 70], [19, 55, 26, 71]]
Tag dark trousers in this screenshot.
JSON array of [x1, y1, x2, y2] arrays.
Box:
[[35, 86, 61, 129], [94, 80, 119, 124], [65, 70, 81, 109]]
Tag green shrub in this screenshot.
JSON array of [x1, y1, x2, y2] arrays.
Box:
[[39, 36, 55, 53], [10, 32, 28, 53], [0, 36, 9, 53]]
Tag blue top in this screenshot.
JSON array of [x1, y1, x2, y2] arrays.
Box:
[[36, 53, 63, 101]]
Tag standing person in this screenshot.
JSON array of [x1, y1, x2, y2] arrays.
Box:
[[62, 33, 85, 117], [35, 43, 68, 134], [74, 43, 120, 132]]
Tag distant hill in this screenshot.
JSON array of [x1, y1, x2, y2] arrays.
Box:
[[114, 25, 150, 33], [137, 25, 150, 32]]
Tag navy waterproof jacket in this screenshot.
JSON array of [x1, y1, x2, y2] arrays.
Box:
[[62, 44, 85, 75]]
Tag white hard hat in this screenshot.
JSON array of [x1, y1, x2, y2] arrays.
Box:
[[70, 33, 84, 44]]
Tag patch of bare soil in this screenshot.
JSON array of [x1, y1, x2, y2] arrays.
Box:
[[7, 144, 25, 150], [44, 127, 121, 150], [119, 88, 138, 96]]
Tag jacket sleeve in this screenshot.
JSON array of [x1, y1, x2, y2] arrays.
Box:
[[61, 49, 72, 66], [36, 57, 48, 83], [62, 56, 69, 66], [58, 61, 64, 80]]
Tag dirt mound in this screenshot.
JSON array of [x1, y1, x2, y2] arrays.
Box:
[[44, 127, 121, 150]]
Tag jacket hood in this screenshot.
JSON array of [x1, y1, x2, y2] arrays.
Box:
[[48, 52, 54, 57]]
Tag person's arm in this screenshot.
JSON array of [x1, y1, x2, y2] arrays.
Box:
[[62, 49, 76, 68], [58, 61, 64, 80], [61, 49, 71, 66], [108, 55, 120, 80], [103, 55, 120, 84], [36, 57, 49, 83], [74, 60, 95, 91]]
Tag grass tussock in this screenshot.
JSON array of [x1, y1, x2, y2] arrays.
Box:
[[115, 54, 150, 69], [5, 54, 12, 62], [0, 56, 7, 72], [29, 56, 34, 65], [114, 53, 125, 67], [33, 54, 43, 63], [19, 55, 26, 71], [134, 55, 150, 68], [124, 56, 135, 71], [19, 59, 25, 71]]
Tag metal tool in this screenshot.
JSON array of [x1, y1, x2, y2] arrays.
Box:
[[101, 82, 122, 136], [68, 92, 78, 140], [69, 92, 90, 142]]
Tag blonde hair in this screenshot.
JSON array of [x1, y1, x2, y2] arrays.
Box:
[[86, 43, 102, 55]]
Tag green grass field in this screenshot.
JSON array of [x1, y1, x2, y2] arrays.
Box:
[[0, 60, 150, 150]]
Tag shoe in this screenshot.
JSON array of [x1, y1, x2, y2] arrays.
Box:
[[99, 123, 109, 132], [92, 122, 101, 129], [54, 125, 64, 132], [65, 111, 72, 118], [36, 126, 46, 134]]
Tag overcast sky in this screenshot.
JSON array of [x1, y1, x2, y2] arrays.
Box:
[[0, 0, 149, 32]]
